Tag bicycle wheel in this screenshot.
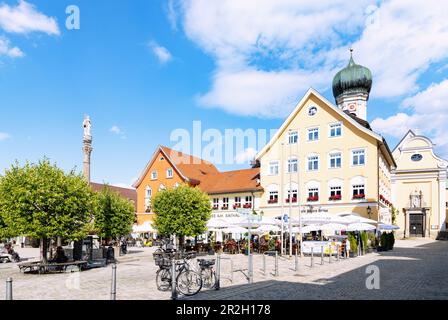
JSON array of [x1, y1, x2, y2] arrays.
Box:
[[176, 270, 202, 296], [201, 268, 217, 289], [156, 268, 172, 291]]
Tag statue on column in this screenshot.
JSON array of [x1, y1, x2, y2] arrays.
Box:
[[83, 115, 92, 139]]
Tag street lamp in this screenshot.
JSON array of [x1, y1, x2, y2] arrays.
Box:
[[240, 209, 263, 284]]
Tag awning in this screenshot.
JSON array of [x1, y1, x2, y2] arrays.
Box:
[[378, 223, 400, 230], [132, 221, 155, 233]]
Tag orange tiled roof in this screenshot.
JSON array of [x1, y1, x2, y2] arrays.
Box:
[[160, 146, 220, 182], [196, 167, 262, 195]]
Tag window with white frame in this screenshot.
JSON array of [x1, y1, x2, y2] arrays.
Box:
[[212, 198, 219, 209], [269, 191, 279, 203], [307, 155, 319, 171], [222, 197, 229, 209], [329, 152, 342, 168], [329, 186, 342, 200], [287, 158, 298, 173], [352, 184, 365, 199], [158, 184, 166, 191], [287, 188, 298, 202], [234, 196, 241, 208], [151, 170, 158, 180], [144, 186, 152, 211], [329, 123, 342, 137], [245, 196, 253, 208], [352, 149, 365, 166], [166, 168, 173, 178], [269, 161, 279, 175], [288, 130, 298, 144], [307, 127, 319, 141], [307, 188, 319, 201]]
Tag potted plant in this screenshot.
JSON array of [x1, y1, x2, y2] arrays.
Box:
[[379, 232, 388, 251], [348, 233, 358, 257]]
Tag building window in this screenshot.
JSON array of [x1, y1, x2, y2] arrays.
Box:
[[352, 184, 365, 199], [268, 191, 279, 204], [269, 161, 279, 176], [329, 123, 342, 137], [151, 170, 158, 180], [212, 198, 219, 210], [329, 152, 342, 168], [287, 158, 298, 173], [144, 186, 152, 211], [166, 168, 173, 178], [307, 188, 319, 202], [288, 130, 298, 144], [222, 198, 229, 210], [244, 196, 252, 208], [329, 186, 342, 201], [307, 155, 319, 171], [286, 189, 298, 203], [307, 128, 319, 141], [233, 197, 242, 209], [158, 184, 166, 192], [352, 149, 365, 166]]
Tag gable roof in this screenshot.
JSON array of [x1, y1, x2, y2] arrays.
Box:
[[90, 182, 137, 210], [197, 168, 262, 195], [255, 88, 396, 167], [132, 145, 220, 188]]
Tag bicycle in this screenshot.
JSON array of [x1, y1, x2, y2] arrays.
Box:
[[197, 259, 217, 289], [154, 251, 202, 296]]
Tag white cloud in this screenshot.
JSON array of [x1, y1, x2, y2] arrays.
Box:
[[0, 0, 60, 35], [109, 125, 127, 139], [149, 41, 172, 64], [372, 79, 448, 157], [0, 37, 24, 58], [235, 147, 257, 164], [173, 0, 448, 118], [0, 132, 12, 141]]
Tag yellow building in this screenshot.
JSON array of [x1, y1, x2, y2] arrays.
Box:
[[392, 130, 448, 237]]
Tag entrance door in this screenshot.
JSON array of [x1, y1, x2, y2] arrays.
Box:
[[409, 214, 424, 237]]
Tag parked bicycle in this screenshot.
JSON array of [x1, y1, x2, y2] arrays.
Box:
[[154, 251, 202, 296], [197, 259, 217, 289]]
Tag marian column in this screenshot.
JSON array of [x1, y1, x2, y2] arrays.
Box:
[[82, 115, 93, 182]]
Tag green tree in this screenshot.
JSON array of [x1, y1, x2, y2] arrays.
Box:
[[93, 185, 135, 242], [0, 159, 95, 262], [153, 184, 211, 247]]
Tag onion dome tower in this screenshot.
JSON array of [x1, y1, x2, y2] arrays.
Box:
[[332, 49, 372, 120]]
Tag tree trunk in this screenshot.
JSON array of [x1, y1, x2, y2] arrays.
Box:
[[40, 237, 48, 263]]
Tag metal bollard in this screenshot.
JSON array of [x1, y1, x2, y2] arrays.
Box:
[[6, 278, 12, 300], [248, 253, 253, 284], [337, 245, 340, 262], [294, 250, 298, 271], [328, 245, 331, 264], [110, 264, 117, 300], [274, 251, 279, 277], [311, 247, 314, 268], [215, 254, 221, 290], [262, 254, 266, 275], [321, 246, 324, 265], [171, 259, 178, 300]]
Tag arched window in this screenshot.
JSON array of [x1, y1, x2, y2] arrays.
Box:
[[328, 178, 343, 201], [306, 180, 320, 202], [350, 176, 366, 200], [284, 182, 298, 203]]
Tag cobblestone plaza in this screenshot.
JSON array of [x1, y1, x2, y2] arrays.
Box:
[[0, 238, 447, 300]]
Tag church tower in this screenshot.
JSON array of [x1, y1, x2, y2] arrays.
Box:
[[332, 49, 373, 120], [82, 115, 92, 182]]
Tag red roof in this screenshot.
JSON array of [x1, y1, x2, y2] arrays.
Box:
[[90, 182, 137, 210]]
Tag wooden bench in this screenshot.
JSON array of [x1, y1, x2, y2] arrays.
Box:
[[18, 261, 88, 274]]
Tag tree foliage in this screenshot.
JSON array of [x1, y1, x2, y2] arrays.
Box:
[[153, 184, 211, 238], [0, 159, 95, 241], [93, 185, 135, 239]]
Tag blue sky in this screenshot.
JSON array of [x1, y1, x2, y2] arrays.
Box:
[[1, 0, 447, 188]]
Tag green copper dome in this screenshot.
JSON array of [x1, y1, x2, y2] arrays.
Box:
[[332, 53, 372, 100]]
